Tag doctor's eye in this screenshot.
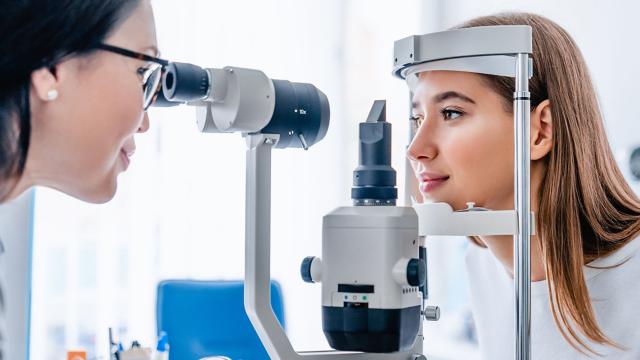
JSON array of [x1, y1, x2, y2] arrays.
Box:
[[136, 66, 153, 81]]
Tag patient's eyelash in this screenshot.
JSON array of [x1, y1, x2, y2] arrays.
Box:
[[410, 107, 464, 128], [441, 108, 464, 121], [410, 115, 423, 128]]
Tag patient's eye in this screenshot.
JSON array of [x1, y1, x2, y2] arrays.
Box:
[[441, 108, 463, 121], [410, 114, 424, 128]]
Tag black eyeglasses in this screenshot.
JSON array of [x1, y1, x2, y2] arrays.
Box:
[[96, 43, 170, 110]]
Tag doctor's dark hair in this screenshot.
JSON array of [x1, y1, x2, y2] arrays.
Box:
[[457, 13, 640, 355], [0, 0, 140, 199]]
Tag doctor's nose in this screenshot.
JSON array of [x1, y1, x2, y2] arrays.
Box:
[[138, 112, 150, 133]]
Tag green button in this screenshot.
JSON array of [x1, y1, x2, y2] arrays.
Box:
[[363, 296, 368, 301]]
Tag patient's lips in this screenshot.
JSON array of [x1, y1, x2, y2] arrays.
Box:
[[418, 171, 449, 193]]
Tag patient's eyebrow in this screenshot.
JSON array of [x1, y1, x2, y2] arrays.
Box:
[[433, 91, 476, 104]]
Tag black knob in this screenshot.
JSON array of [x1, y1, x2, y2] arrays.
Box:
[[407, 258, 426, 287], [630, 147, 640, 181], [301, 256, 316, 283]]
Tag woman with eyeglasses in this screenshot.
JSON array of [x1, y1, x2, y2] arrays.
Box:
[[0, 0, 168, 204], [0, 0, 166, 355]]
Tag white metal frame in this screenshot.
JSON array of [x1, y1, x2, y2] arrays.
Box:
[[394, 25, 534, 360]]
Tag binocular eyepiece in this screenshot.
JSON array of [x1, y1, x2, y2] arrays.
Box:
[[163, 62, 209, 102], [154, 62, 330, 150]]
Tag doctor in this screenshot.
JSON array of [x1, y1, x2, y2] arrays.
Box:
[[0, 0, 163, 355]]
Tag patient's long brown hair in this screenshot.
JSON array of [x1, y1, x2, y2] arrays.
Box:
[[457, 13, 640, 355]]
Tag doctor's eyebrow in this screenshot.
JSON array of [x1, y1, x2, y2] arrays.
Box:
[[141, 45, 160, 58]]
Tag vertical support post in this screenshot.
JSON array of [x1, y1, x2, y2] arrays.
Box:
[[513, 53, 531, 360], [244, 134, 298, 359]]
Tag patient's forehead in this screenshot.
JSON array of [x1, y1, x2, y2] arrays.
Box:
[[412, 71, 485, 105]]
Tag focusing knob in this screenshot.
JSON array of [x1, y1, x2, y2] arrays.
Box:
[[424, 306, 441, 321], [630, 147, 640, 180], [301, 256, 322, 283], [407, 258, 426, 287]]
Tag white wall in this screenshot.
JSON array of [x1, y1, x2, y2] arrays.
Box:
[[27, 1, 640, 359], [0, 190, 34, 360]]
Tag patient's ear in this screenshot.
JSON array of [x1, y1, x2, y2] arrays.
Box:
[[530, 99, 553, 161]]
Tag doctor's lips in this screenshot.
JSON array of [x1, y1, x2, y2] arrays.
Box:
[[119, 146, 136, 170], [418, 172, 450, 193]]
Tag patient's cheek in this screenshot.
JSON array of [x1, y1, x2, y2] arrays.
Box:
[[445, 130, 487, 172]]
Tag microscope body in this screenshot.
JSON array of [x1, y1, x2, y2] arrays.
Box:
[[302, 100, 427, 354]]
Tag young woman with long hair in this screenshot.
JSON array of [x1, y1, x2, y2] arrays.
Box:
[[408, 12, 640, 359]]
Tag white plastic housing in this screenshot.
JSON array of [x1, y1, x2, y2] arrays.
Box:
[[414, 202, 535, 237], [196, 66, 276, 133], [321, 206, 422, 310]]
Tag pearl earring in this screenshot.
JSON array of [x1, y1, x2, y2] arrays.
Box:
[[47, 89, 58, 101]]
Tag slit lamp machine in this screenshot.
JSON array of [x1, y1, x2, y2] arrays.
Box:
[[157, 24, 536, 360]]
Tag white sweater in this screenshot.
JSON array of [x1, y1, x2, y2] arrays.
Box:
[[466, 236, 640, 359], [0, 239, 4, 360]]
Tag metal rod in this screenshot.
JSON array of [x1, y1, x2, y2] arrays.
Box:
[[404, 92, 419, 207], [513, 53, 532, 360], [244, 134, 298, 359]]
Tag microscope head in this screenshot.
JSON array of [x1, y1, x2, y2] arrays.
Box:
[[156, 62, 330, 150]]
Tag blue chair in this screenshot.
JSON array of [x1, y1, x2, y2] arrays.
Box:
[[156, 280, 285, 360]]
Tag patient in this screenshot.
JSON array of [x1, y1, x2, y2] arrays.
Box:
[[407, 12, 640, 359]]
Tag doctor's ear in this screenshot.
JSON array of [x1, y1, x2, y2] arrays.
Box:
[[530, 99, 553, 161], [31, 65, 61, 102]]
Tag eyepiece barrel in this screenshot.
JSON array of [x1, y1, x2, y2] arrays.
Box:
[[162, 62, 210, 103]]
